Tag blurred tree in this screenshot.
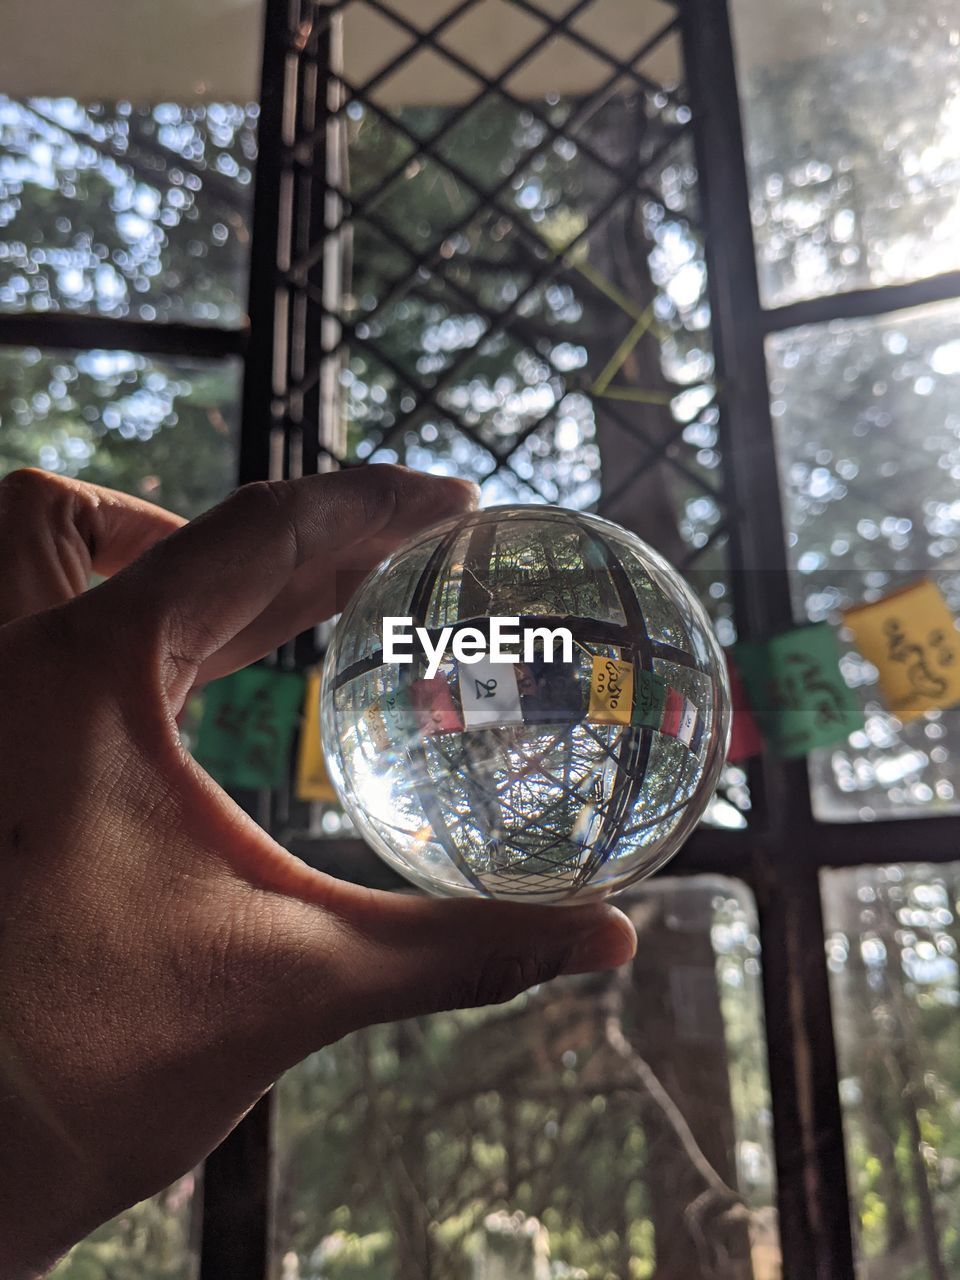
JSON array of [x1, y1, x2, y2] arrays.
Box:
[[0, 347, 240, 517], [272, 883, 774, 1280], [0, 98, 254, 515]]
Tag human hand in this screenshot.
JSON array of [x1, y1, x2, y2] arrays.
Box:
[[0, 466, 636, 1276]]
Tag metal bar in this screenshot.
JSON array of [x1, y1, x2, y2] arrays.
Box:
[[197, 4, 293, 1278], [343, 0, 658, 195], [0, 312, 246, 359], [368, 0, 673, 99], [293, 18, 684, 286], [678, 1, 856, 1277], [478, 0, 675, 98], [678, 518, 728, 571], [291, 824, 759, 883], [787, 814, 960, 868], [762, 269, 960, 334], [294, 0, 597, 190], [299, 166, 662, 461], [335, 0, 481, 101], [286, 812, 960, 879], [198, 1094, 273, 1280], [590, 393, 724, 500], [335, 190, 700, 467], [286, 7, 334, 482], [237, 0, 293, 488], [751, 855, 853, 1280], [290, 810, 960, 881], [321, 204, 721, 503], [325, 89, 684, 340]]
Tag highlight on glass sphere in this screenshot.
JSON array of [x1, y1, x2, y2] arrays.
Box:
[[320, 505, 730, 903]]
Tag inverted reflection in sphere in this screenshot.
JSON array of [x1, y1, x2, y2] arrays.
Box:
[[321, 506, 730, 903]]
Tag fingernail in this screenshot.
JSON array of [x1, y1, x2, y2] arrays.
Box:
[[561, 911, 637, 975]]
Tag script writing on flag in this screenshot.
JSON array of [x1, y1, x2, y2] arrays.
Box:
[[459, 657, 524, 728], [843, 580, 960, 722], [734, 623, 863, 758], [588, 655, 634, 726]]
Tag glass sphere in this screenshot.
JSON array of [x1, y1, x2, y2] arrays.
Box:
[[321, 506, 730, 903]]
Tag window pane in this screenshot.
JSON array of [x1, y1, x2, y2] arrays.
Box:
[[769, 298, 960, 821], [49, 1172, 199, 1280], [731, 0, 960, 309], [0, 346, 236, 1272], [823, 863, 960, 1279], [286, 0, 750, 836], [334, 0, 726, 580], [273, 877, 778, 1279], [0, 347, 241, 516], [0, 100, 256, 326]]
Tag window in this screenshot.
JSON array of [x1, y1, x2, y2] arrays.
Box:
[[824, 863, 960, 1278], [770, 299, 960, 822], [0, 100, 255, 327], [273, 878, 778, 1279], [0, 347, 241, 515], [731, 0, 960, 308]]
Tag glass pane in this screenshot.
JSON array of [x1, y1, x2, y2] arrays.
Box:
[[49, 1171, 200, 1280], [336, 0, 719, 557], [0, 100, 256, 326], [0, 347, 242, 517], [823, 863, 960, 1280], [769, 298, 960, 821], [273, 877, 779, 1279], [0, 350, 234, 1274], [297, 0, 748, 834], [731, 0, 960, 308]]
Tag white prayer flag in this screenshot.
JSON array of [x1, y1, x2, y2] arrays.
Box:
[[459, 658, 524, 728], [678, 699, 700, 749]]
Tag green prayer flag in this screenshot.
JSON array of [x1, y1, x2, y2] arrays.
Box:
[[631, 669, 668, 729], [733, 622, 863, 758], [195, 666, 305, 789], [381, 687, 417, 738]]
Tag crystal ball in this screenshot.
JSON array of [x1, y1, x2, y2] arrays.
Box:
[[321, 506, 730, 902]]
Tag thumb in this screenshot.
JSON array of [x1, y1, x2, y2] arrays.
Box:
[[255, 884, 638, 1056], [350, 895, 638, 1020]]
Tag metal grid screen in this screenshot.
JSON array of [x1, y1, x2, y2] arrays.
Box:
[[247, 0, 730, 615]]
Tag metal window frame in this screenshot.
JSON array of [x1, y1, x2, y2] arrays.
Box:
[[4, 0, 960, 1276]]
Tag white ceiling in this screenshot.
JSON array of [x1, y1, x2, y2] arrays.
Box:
[[0, 0, 686, 105], [0, 0, 837, 107], [1, 0, 265, 105]]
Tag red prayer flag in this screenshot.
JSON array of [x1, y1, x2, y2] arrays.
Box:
[[409, 677, 464, 735], [726, 653, 764, 763]]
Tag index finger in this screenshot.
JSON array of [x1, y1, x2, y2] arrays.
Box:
[[97, 465, 478, 704]]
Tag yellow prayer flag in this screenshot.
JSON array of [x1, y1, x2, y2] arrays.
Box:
[[843, 580, 960, 722], [295, 669, 338, 803], [587, 655, 634, 726]]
